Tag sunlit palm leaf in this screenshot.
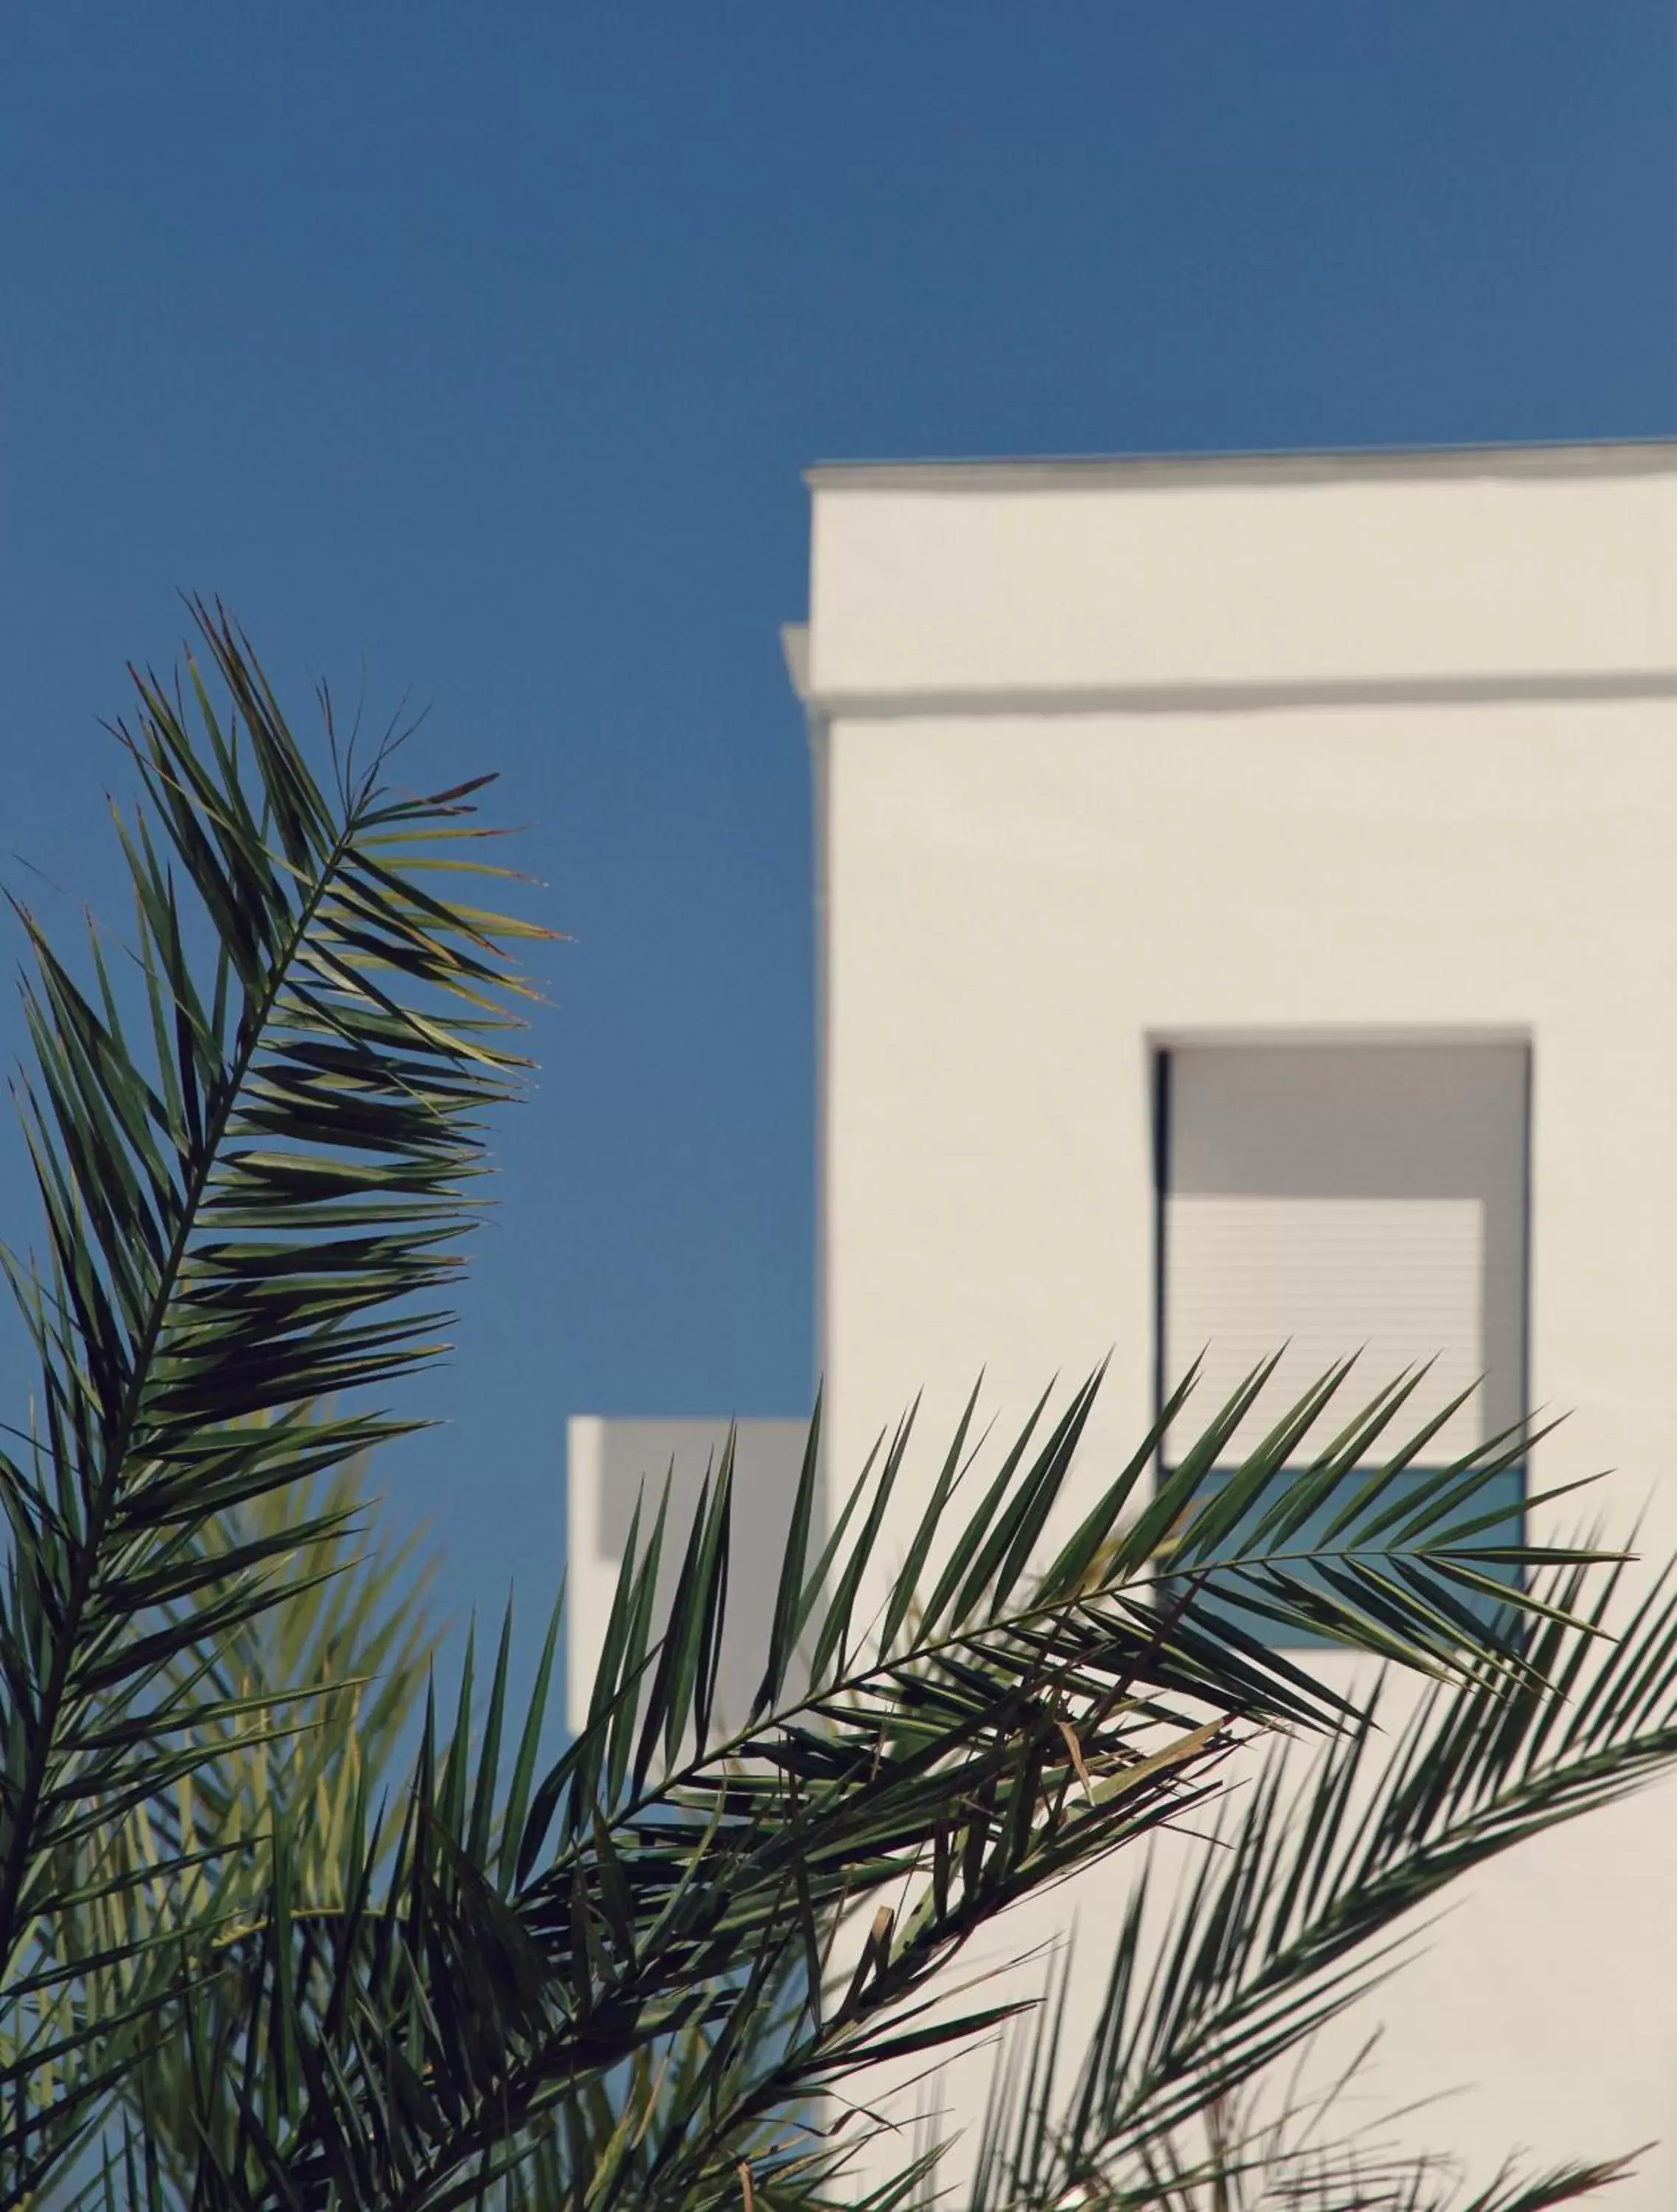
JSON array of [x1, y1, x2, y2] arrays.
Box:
[[11, 611, 1641, 2212], [955, 1548, 1677, 2212], [76, 1436, 442, 2201], [0, 604, 541, 2200], [138, 1361, 1614, 2212]]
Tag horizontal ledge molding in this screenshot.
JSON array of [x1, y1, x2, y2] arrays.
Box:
[[800, 669, 1677, 720], [805, 439, 1677, 494]]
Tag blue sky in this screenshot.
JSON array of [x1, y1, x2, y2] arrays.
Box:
[[1, 4, 1673, 1680]]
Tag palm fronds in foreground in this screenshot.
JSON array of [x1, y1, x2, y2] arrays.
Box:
[[0, 611, 1653, 2212], [957, 1547, 1677, 2212], [95, 1439, 442, 2206], [92, 1363, 1617, 2212], [0, 604, 542, 2204]]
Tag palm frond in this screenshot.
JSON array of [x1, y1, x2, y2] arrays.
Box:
[[80, 1435, 442, 2199], [133, 1359, 1616, 2212], [0, 603, 542, 2199], [954, 1961, 1639, 2212], [951, 1545, 1677, 2212], [13, 613, 1641, 2212]]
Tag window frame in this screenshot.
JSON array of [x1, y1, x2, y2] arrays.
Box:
[[1148, 1030, 1533, 1646]]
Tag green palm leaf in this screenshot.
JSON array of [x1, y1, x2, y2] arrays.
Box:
[[4, 612, 1641, 2212], [954, 1544, 1677, 2212], [132, 1363, 1616, 2212], [76, 1434, 442, 2203], [0, 603, 542, 2201]]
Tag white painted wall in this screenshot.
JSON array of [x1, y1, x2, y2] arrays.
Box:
[[796, 444, 1677, 2199], [808, 446, 1677, 698]]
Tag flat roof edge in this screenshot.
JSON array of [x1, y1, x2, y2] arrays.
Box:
[[805, 436, 1677, 493]]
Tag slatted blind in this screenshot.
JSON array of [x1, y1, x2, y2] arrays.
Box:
[[1160, 1042, 1527, 1468]]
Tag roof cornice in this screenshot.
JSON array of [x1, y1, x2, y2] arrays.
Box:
[[805, 437, 1677, 493]]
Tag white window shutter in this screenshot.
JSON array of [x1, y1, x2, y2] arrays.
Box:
[[1161, 1043, 1527, 1468]]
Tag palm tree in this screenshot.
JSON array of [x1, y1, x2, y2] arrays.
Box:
[[0, 609, 1653, 2211], [956, 1541, 1677, 2212], [0, 602, 544, 2204]]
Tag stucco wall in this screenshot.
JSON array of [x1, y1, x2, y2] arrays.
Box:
[[802, 445, 1677, 2197]]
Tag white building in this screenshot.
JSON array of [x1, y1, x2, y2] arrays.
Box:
[[570, 441, 1677, 2196]]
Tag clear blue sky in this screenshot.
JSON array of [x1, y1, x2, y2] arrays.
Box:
[[1, 6, 1673, 1681]]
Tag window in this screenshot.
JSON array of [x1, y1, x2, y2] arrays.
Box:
[[1155, 1039, 1530, 1644]]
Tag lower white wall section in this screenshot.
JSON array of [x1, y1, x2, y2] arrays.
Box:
[[815, 692, 1677, 2197], [565, 1417, 810, 1735]]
